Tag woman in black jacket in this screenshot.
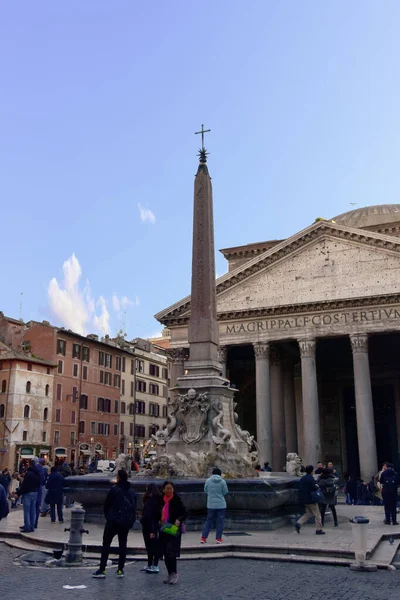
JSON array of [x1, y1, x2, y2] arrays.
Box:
[[140, 483, 162, 573], [318, 468, 338, 527], [159, 481, 187, 585]]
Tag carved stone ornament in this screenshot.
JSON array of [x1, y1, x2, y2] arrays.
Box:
[[178, 388, 210, 444], [168, 347, 188, 365], [217, 345, 228, 363], [253, 341, 270, 360], [298, 339, 316, 359], [286, 453, 303, 477], [350, 333, 368, 354]]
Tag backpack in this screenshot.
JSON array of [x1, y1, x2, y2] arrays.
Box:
[[113, 487, 137, 528]]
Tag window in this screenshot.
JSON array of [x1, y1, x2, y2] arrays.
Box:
[[26, 381, 31, 393], [0, 362, 3, 370], [72, 343, 81, 359], [149, 364, 160, 377], [80, 394, 88, 410], [114, 424, 118, 436], [120, 421, 124, 435], [114, 374, 121, 388], [45, 384, 49, 397], [57, 339, 66, 356], [55, 408, 61, 422], [0, 404, 4, 418], [24, 405, 30, 418], [129, 422, 133, 436], [56, 383, 62, 401], [104, 423, 110, 436], [130, 381, 134, 397], [105, 353, 112, 369], [162, 405, 168, 418], [150, 403, 160, 417], [70, 431, 75, 445], [22, 430, 27, 441], [54, 430, 60, 445], [116, 356, 121, 371], [1, 380, 6, 394], [91, 421, 96, 434], [149, 425, 158, 436], [121, 379, 125, 395], [114, 400, 119, 414], [73, 363, 79, 377], [130, 359, 134, 375], [135, 400, 146, 415], [105, 398, 111, 413], [136, 379, 146, 393], [82, 366, 88, 380], [27, 363, 32, 372], [122, 357, 126, 373], [47, 367, 50, 375], [79, 421, 85, 434], [98, 351, 104, 366], [105, 372, 112, 386], [71, 411, 76, 424], [149, 383, 159, 395], [83, 346, 90, 362], [134, 424, 145, 438], [121, 402, 126, 414], [136, 359, 144, 373], [162, 368, 168, 380], [72, 387, 78, 402], [97, 397, 105, 412], [129, 403, 135, 415], [42, 431, 47, 442], [100, 370, 104, 384], [98, 422, 105, 435], [57, 360, 63, 374], [43, 407, 48, 420]]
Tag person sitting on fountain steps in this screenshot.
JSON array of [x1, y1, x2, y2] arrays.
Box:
[[295, 464, 325, 535], [92, 469, 137, 579]]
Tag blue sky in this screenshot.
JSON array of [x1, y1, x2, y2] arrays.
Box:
[[1, 2, 400, 339]]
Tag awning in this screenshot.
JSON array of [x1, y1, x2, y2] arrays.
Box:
[[55, 448, 67, 457], [80, 450, 91, 456], [95, 450, 104, 455]]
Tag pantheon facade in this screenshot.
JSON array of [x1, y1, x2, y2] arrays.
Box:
[[156, 205, 400, 480]]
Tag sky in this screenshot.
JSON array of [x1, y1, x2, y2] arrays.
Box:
[[1, 2, 400, 340]]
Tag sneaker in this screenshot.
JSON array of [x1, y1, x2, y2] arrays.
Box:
[[393, 522, 399, 526], [116, 570, 124, 578], [92, 569, 106, 579], [150, 566, 159, 573], [163, 575, 171, 584], [200, 537, 207, 544], [295, 523, 301, 534], [169, 573, 180, 585], [216, 538, 224, 544], [141, 566, 151, 572], [316, 530, 326, 535]]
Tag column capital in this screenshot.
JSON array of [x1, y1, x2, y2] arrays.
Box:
[[217, 345, 228, 363], [350, 333, 368, 354], [167, 347, 188, 365], [298, 338, 316, 359], [253, 341, 270, 360]]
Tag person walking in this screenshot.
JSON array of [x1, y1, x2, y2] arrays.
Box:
[[318, 468, 338, 527], [295, 465, 325, 535], [159, 481, 187, 585], [16, 459, 40, 533], [34, 457, 47, 528], [140, 483, 162, 573], [380, 463, 399, 525], [45, 467, 65, 523], [92, 470, 137, 579], [200, 467, 229, 544]]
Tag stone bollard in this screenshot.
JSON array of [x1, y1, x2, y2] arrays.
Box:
[[64, 507, 89, 564], [349, 516, 377, 571]]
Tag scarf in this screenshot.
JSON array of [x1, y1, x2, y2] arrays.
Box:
[[161, 493, 173, 524]]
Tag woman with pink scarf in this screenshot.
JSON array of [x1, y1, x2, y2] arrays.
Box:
[[159, 481, 187, 585]]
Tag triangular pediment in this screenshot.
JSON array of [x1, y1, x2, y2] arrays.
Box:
[[155, 221, 400, 324]]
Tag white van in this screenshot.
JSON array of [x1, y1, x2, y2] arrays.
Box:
[[96, 460, 115, 473]]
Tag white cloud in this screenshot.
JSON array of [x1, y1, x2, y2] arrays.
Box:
[[48, 254, 111, 336], [138, 203, 156, 224]]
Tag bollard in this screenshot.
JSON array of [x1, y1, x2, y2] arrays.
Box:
[[64, 507, 89, 564], [349, 516, 377, 571]]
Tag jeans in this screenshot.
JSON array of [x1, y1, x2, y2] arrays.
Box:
[[202, 508, 226, 539], [297, 503, 323, 530], [99, 521, 129, 572], [35, 486, 43, 528], [50, 503, 63, 523], [22, 492, 37, 531]]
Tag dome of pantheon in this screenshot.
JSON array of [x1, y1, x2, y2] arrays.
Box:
[[332, 204, 400, 229]]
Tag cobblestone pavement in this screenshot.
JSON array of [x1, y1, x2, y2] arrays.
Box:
[[1, 543, 400, 600]]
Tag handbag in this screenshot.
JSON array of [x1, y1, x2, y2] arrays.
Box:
[[311, 488, 325, 503], [161, 522, 179, 536]]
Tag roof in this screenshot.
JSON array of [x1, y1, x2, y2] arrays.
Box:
[[219, 239, 283, 259], [333, 204, 400, 228], [0, 341, 55, 367]]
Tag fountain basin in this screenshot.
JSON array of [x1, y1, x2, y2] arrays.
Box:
[[64, 473, 301, 531]]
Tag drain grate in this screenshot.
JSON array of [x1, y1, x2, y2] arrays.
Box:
[[224, 532, 251, 537]]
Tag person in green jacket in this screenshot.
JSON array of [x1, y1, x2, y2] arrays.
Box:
[[200, 468, 229, 544]]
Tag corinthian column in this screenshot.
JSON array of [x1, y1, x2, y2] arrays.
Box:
[[253, 342, 272, 466], [298, 339, 321, 467], [283, 358, 298, 455], [168, 348, 187, 388], [350, 333, 378, 481], [217, 345, 228, 379], [270, 348, 286, 470]]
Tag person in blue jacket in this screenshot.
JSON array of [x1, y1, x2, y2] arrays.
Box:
[[201, 467, 229, 544], [295, 464, 325, 535], [45, 467, 65, 523]]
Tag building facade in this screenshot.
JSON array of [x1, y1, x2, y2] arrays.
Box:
[[156, 205, 400, 481]]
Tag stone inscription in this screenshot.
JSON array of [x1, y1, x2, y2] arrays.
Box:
[[225, 307, 400, 334]]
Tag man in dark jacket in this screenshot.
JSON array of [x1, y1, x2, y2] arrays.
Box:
[[0, 469, 11, 495], [45, 467, 65, 523], [0, 484, 9, 521], [92, 470, 137, 579], [295, 465, 325, 535], [380, 463, 399, 525], [17, 460, 40, 532], [34, 458, 47, 528]]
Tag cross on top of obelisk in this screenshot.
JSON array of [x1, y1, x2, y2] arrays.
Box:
[[195, 124, 211, 163]]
